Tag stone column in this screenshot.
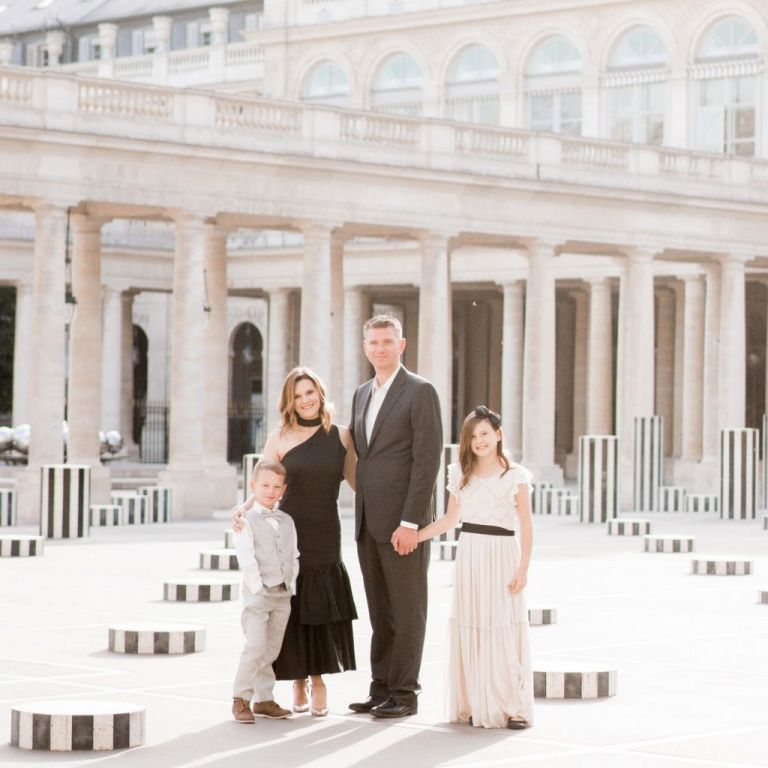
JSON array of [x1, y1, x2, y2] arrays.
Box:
[[120, 292, 138, 456], [67, 215, 110, 503], [202, 224, 237, 506], [586, 278, 613, 435], [152, 16, 173, 52], [12, 283, 33, 426], [100, 287, 122, 432], [266, 288, 291, 432], [299, 223, 334, 387], [680, 276, 705, 463], [672, 282, 684, 458], [500, 280, 524, 461], [522, 242, 562, 482], [570, 289, 588, 448], [343, 285, 366, 426], [16, 204, 68, 523], [44, 31, 65, 66], [158, 214, 208, 518], [330, 236, 345, 405], [418, 233, 452, 435], [655, 287, 675, 457], [718, 253, 748, 431], [97, 23, 118, 59], [0, 40, 14, 66], [209, 7, 230, 45]]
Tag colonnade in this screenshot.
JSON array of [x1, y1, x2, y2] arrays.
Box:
[[5, 200, 754, 519]]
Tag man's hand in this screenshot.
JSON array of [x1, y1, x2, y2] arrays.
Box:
[[390, 526, 418, 556], [230, 506, 246, 533]]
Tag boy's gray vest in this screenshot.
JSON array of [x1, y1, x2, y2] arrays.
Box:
[[244, 508, 297, 594]]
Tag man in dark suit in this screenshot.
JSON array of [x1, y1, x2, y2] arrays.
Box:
[[348, 314, 443, 718]]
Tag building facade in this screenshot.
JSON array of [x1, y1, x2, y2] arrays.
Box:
[[1, 0, 767, 518]]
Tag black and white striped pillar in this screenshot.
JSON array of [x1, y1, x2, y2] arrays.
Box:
[[0, 535, 44, 557], [530, 482, 553, 515], [658, 486, 687, 512], [687, 494, 718, 514], [10, 701, 145, 751], [578, 436, 618, 523], [108, 623, 206, 654], [110, 493, 148, 525], [533, 663, 617, 699], [0, 489, 16, 526], [224, 529, 235, 549], [643, 535, 695, 553], [139, 486, 172, 523], [607, 518, 651, 536], [539, 488, 571, 515], [720, 428, 758, 520], [163, 579, 239, 602], [633, 416, 662, 512], [89, 505, 123, 527], [40, 465, 90, 539], [759, 589, 768, 604], [241, 452, 263, 503], [199, 549, 238, 570], [528, 607, 557, 626], [439, 540, 458, 561], [763, 414, 768, 510], [436, 444, 461, 544], [691, 557, 752, 575], [558, 495, 579, 517]]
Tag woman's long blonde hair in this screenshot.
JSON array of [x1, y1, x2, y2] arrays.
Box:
[[458, 405, 510, 489], [278, 367, 333, 432]]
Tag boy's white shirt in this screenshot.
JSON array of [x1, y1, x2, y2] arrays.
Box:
[[233, 503, 299, 595]]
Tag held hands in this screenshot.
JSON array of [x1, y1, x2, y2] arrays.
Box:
[[507, 570, 528, 595], [230, 506, 247, 533], [390, 526, 418, 556]]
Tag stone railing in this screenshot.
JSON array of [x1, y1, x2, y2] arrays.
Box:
[[1, 66, 766, 203], [55, 41, 265, 88]]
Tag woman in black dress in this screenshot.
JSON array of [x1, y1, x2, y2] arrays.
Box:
[[234, 367, 357, 716]]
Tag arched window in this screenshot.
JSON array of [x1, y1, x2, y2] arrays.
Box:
[[693, 16, 760, 156], [445, 44, 500, 125], [371, 53, 424, 115], [605, 26, 667, 145], [301, 60, 350, 107], [525, 35, 582, 135]]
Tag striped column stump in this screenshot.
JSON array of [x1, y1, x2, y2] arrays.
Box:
[[533, 663, 617, 699], [224, 529, 235, 549], [539, 488, 571, 515], [758, 589, 768, 604], [0, 535, 44, 557], [643, 535, 695, 553], [108, 623, 206, 654], [633, 416, 662, 512], [241, 453, 263, 503], [578, 435, 618, 523], [110, 493, 148, 525], [439, 540, 458, 561], [40, 465, 90, 539], [764, 515, 768, 531], [607, 518, 651, 536], [558, 495, 579, 517], [139, 486, 172, 523], [658, 486, 687, 512], [11, 700, 144, 751], [528, 607, 557, 626], [687, 494, 718, 514], [720, 428, 759, 520], [199, 549, 238, 570], [0, 488, 16, 526], [530, 482, 553, 515], [437, 444, 461, 544], [690, 557, 753, 576], [163, 578, 239, 602], [89, 505, 123, 527]]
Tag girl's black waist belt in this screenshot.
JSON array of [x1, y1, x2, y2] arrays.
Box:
[[461, 523, 515, 536]]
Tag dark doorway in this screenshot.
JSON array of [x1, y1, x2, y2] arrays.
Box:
[[228, 322, 265, 461]]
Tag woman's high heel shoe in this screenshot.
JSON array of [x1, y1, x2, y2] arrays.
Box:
[[310, 682, 328, 717], [292, 680, 309, 713]]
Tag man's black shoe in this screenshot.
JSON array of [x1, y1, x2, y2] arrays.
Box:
[[370, 699, 417, 718], [348, 696, 387, 713]]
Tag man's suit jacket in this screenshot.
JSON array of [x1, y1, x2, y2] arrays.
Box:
[[350, 366, 443, 543]]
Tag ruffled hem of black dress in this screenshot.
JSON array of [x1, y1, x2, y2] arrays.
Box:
[[296, 560, 358, 626]]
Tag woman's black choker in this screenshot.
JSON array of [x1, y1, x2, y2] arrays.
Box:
[[296, 414, 322, 427]]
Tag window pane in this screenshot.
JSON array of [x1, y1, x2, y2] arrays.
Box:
[[697, 16, 759, 60], [699, 78, 724, 106], [530, 94, 553, 129], [561, 92, 582, 120], [735, 75, 756, 103], [646, 114, 664, 145], [527, 35, 581, 75], [734, 105, 755, 139]]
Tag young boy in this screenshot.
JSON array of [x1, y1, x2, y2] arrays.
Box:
[[231, 458, 299, 723]]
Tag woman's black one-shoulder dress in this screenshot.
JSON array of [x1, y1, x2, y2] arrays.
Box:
[[273, 424, 357, 679]]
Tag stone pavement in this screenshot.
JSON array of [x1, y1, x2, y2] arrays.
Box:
[[0, 510, 767, 767]]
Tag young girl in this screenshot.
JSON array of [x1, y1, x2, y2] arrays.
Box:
[[416, 405, 534, 729]]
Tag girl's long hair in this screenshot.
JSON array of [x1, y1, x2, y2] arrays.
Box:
[[458, 405, 510, 489], [278, 367, 333, 432]]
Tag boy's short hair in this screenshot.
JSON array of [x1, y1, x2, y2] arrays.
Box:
[[252, 458, 287, 482], [363, 314, 403, 339]]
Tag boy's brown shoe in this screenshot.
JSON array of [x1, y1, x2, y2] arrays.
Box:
[[232, 697, 255, 723], [252, 700, 291, 719]]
